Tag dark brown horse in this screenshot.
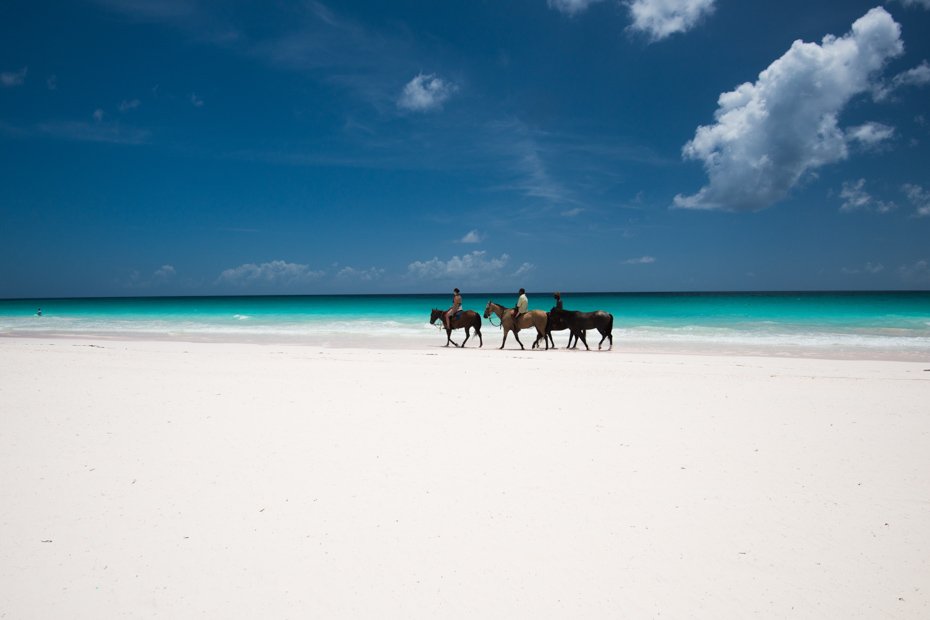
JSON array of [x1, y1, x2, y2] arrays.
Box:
[[429, 309, 483, 347], [536, 308, 578, 349], [551, 308, 614, 350]]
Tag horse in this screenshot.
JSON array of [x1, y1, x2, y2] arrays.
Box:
[[483, 301, 549, 350], [551, 308, 614, 350], [429, 309, 483, 348], [537, 308, 579, 349]]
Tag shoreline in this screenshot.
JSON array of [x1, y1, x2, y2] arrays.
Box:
[[3, 331, 929, 362]]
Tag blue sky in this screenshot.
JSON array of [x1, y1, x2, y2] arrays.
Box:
[[1, 0, 929, 297]]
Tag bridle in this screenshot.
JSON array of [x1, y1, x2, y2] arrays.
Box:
[[485, 303, 502, 329]]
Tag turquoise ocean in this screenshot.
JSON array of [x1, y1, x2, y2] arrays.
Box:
[[2, 292, 929, 358]]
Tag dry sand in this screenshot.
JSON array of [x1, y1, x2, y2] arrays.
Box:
[[1, 337, 929, 618]]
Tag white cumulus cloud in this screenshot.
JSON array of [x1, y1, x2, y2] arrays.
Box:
[[397, 73, 456, 112], [217, 260, 324, 286], [623, 256, 656, 264], [407, 251, 511, 280], [627, 0, 715, 41], [675, 7, 904, 212]]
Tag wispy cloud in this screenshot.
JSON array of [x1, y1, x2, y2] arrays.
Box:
[[839, 179, 896, 213], [548, 0, 604, 16], [846, 122, 895, 149], [336, 266, 385, 281], [397, 74, 457, 112], [623, 256, 656, 265], [460, 230, 483, 244], [627, 0, 716, 42], [902, 183, 930, 217], [897, 259, 930, 283], [841, 262, 884, 275], [216, 260, 325, 287], [483, 119, 574, 205], [190, 93, 204, 107], [37, 120, 150, 145], [873, 61, 930, 100], [46, 75, 57, 90], [0, 67, 28, 87], [124, 264, 178, 289], [893, 0, 930, 9], [561, 207, 584, 217], [675, 8, 904, 212], [119, 99, 141, 112]]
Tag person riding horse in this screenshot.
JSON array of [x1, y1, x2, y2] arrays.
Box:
[[443, 288, 462, 330], [513, 288, 528, 324]]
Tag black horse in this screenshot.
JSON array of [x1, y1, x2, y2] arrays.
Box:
[[534, 309, 577, 349], [429, 309, 483, 347], [549, 308, 614, 350]]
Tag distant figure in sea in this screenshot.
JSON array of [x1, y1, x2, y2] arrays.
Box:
[[443, 288, 462, 330], [513, 288, 528, 324], [36, 308, 42, 317]]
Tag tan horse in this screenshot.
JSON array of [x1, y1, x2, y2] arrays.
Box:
[[483, 301, 549, 350]]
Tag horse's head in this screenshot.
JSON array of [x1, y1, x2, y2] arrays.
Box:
[[429, 309, 443, 325], [483, 301, 493, 319]]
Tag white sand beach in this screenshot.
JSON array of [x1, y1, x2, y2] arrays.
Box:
[[1, 337, 929, 618]]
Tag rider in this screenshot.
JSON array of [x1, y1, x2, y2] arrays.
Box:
[[443, 288, 462, 330], [552, 292, 563, 313], [512, 288, 528, 325]]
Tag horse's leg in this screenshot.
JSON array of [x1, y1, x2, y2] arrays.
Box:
[[447, 328, 460, 347], [513, 330, 524, 350], [598, 328, 607, 350], [500, 327, 509, 349], [462, 326, 470, 347], [579, 329, 590, 351], [476, 323, 483, 347]]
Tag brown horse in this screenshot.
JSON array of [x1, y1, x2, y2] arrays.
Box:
[[429, 309, 483, 347], [483, 301, 548, 350]]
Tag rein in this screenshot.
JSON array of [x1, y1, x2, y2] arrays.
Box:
[[485, 303, 503, 329]]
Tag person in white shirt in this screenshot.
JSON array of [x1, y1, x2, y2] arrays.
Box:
[[512, 288, 528, 324]]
